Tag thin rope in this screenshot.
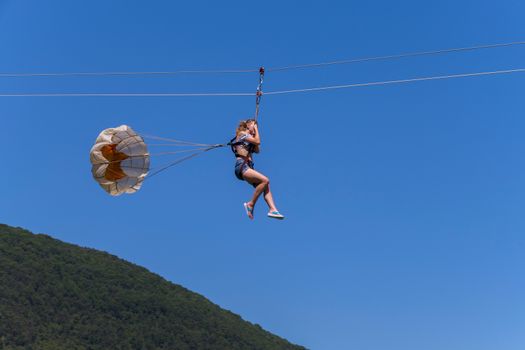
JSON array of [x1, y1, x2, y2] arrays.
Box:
[[151, 149, 211, 156], [1, 68, 524, 97], [145, 144, 224, 181], [0, 69, 258, 77], [98, 148, 214, 165], [142, 134, 214, 147], [0, 92, 253, 97], [1, 41, 524, 78], [148, 143, 213, 147], [268, 41, 525, 71], [146, 152, 204, 180], [264, 68, 525, 95]]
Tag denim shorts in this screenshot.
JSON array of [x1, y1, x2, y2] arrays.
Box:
[[234, 159, 254, 181]]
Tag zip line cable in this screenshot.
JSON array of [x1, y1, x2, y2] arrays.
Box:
[[1, 67, 524, 97], [1, 41, 524, 78], [264, 68, 525, 95], [266, 41, 525, 72], [0, 69, 259, 77], [0, 92, 253, 97]]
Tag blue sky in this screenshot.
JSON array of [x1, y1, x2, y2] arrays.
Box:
[[1, 1, 524, 349]]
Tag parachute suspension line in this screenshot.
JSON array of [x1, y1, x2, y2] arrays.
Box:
[[145, 144, 225, 181], [141, 134, 215, 147], [147, 143, 218, 147], [254, 67, 265, 121], [150, 148, 213, 156], [147, 143, 203, 147], [100, 148, 214, 165]]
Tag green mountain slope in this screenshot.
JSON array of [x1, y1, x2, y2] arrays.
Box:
[[0, 224, 305, 350]]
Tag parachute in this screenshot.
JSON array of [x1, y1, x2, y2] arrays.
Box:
[[90, 125, 149, 196]]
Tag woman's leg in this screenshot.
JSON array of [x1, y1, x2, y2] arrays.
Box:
[[242, 169, 278, 212], [262, 183, 278, 212], [242, 168, 268, 209]]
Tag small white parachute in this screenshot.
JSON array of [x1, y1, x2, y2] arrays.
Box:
[[90, 125, 150, 196]]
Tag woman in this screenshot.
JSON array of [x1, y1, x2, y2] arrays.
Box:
[[232, 119, 284, 220]]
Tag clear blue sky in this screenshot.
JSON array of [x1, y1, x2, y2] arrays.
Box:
[[1, 1, 524, 349]]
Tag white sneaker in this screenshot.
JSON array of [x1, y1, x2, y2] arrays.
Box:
[[267, 211, 284, 220]]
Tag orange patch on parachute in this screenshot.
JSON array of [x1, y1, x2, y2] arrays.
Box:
[[101, 144, 129, 181]]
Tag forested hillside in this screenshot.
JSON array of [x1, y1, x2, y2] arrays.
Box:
[[0, 224, 305, 350]]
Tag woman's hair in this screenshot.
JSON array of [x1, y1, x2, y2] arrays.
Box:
[[236, 120, 249, 137], [236, 119, 257, 136]]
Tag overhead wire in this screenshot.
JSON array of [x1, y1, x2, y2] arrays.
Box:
[[264, 68, 525, 95], [0, 92, 253, 97], [0, 69, 259, 78], [1, 68, 524, 97], [0, 41, 524, 78], [266, 41, 525, 72]]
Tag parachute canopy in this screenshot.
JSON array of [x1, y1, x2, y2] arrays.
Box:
[[90, 125, 149, 196]]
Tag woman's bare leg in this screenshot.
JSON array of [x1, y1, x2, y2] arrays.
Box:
[[242, 169, 268, 209], [263, 184, 278, 212], [242, 169, 278, 212]]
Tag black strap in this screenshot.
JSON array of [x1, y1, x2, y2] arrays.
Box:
[[228, 136, 240, 156], [228, 136, 256, 158]]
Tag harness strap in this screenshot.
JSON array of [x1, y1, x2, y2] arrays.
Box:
[[228, 136, 255, 157], [228, 137, 241, 156]]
